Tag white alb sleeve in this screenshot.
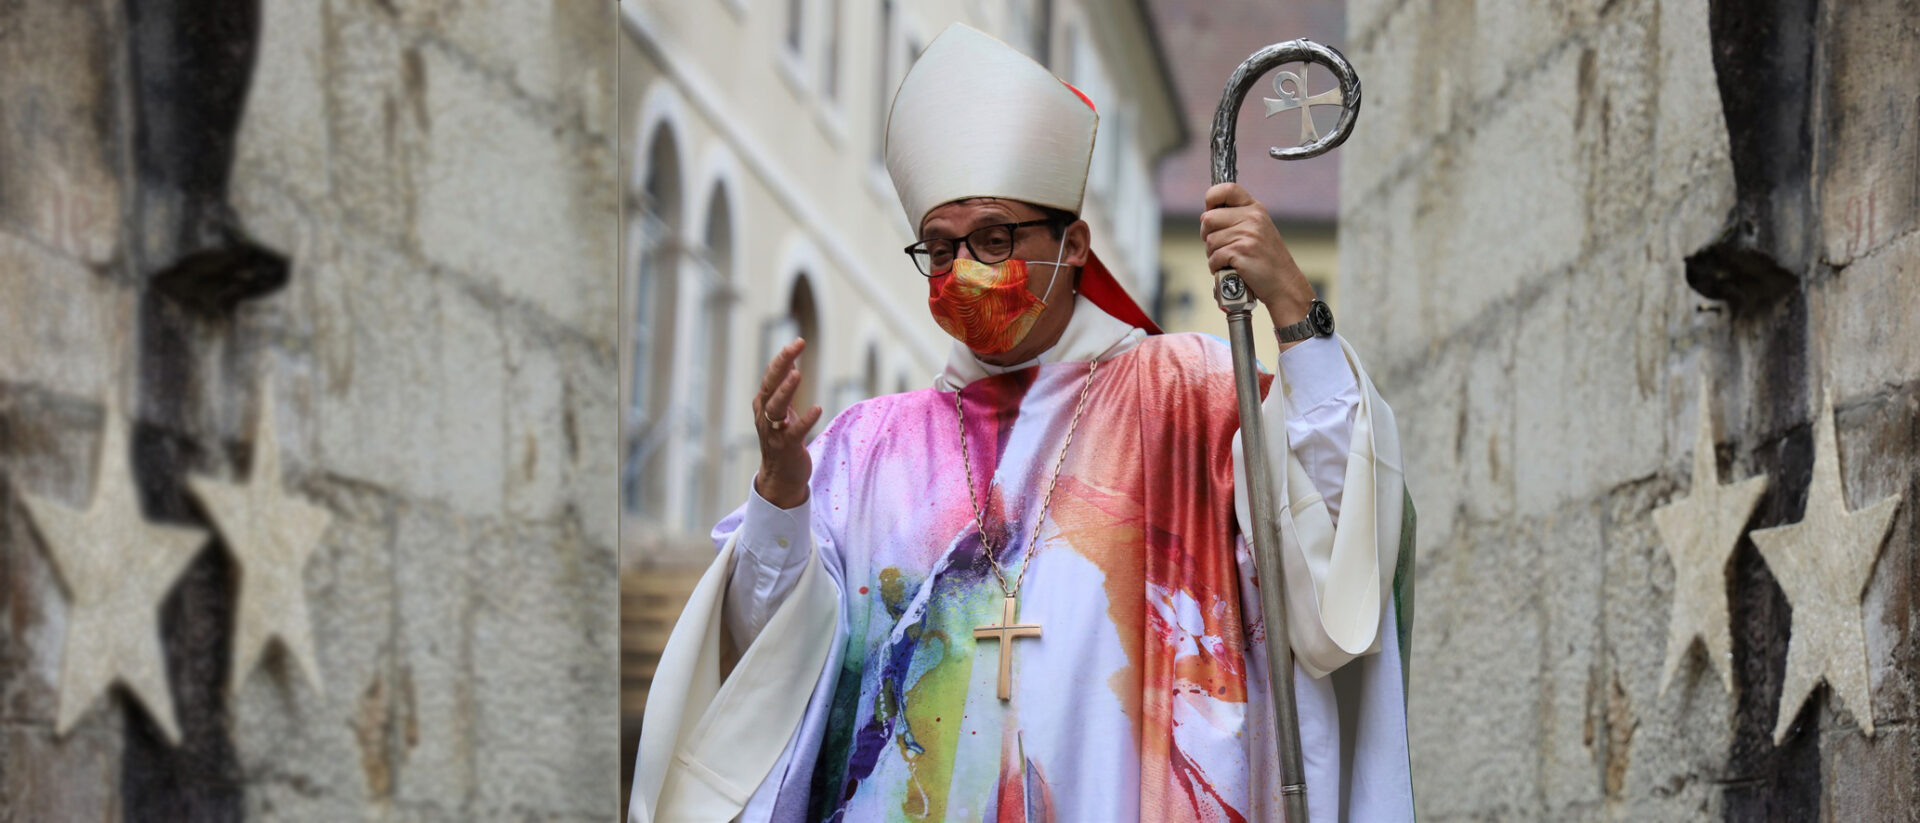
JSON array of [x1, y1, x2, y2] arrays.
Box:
[[722, 483, 814, 647], [1274, 334, 1361, 521]]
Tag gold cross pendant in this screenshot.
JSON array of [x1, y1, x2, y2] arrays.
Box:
[[973, 594, 1042, 700]]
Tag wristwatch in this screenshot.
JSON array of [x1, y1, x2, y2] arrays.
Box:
[[1275, 299, 1335, 343]]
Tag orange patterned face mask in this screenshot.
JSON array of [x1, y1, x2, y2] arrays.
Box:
[[927, 248, 1068, 356]]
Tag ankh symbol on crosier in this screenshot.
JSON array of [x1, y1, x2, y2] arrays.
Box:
[[1262, 66, 1349, 146]]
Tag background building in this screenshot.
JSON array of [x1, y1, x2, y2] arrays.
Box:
[[0, 2, 617, 819], [1340, 0, 1920, 817], [1148, 0, 1346, 336], [615, 0, 1185, 802]]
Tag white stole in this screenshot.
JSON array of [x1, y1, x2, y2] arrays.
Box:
[[1234, 335, 1405, 678], [628, 533, 840, 823]]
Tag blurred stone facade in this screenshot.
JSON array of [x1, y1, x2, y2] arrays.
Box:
[[1, 2, 617, 820], [1340, 0, 1918, 818]]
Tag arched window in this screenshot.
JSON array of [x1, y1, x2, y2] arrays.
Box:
[[862, 343, 880, 398], [624, 124, 683, 518], [685, 184, 736, 529], [788, 276, 821, 421]]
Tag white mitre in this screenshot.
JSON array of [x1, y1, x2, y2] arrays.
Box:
[[885, 23, 1098, 229]]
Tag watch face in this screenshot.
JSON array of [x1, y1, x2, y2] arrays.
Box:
[[1310, 300, 1335, 335]]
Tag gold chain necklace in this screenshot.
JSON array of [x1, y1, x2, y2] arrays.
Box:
[[953, 358, 1100, 599]]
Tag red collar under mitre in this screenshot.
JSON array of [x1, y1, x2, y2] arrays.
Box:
[[1081, 250, 1163, 335]]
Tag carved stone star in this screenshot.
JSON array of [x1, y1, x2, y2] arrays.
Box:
[[1653, 379, 1769, 696], [17, 397, 207, 744], [1749, 393, 1900, 743], [188, 395, 331, 696]]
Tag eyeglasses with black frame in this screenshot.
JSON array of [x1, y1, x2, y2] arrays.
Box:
[[903, 219, 1056, 277]]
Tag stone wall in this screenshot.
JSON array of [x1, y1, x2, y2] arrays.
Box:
[[1340, 0, 1919, 818], [1, 1, 617, 819]]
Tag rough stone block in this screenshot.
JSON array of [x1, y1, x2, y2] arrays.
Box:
[[1462, 329, 1519, 527], [1578, 1, 1659, 247], [389, 504, 479, 810], [0, 0, 122, 264], [1512, 276, 1574, 516], [0, 723, 121, 822], [233, 0, 332, 205], [308, 239, 443, 500], [1833, 389, 1918, 736], [1471, 0, 1611, 93], [1537, 503, 1608, 811], [1387, 337, 1469, 558], [1338, 175, 1429, 366], [1816, 0, 1920, 267], [470, 521, 618, 819], [321, 2, 423, 247], [0, 231, 130, 402], [1431, 46, 1588, 337], [1815, 230, 1920, 403], [429, 281, 508, 517], [1346, 0, 1405, 48], [560, 335, 620, 553], [0, 399, 107, 727], [388, 0, 612, 126], [1340, 0, 1472, 203], [503, 324, 568, 523], [230, 478, 398, 820], [1822, 723, 1920, 822], [1513, 242, 1671, 517], [1650, 0, 1735, 217], [413, 46, 612, 331], [1601, 477, 1735, 820], [1408, 519, 1545, 819]]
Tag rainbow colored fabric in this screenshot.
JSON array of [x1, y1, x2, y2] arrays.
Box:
[[716, 332, 1411, 822]]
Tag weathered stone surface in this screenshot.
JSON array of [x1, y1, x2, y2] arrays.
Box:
[[1815, 0, 1920, 267], [561, 334, 621, 552], [229, 479, 395, 822], [1406, 517, 1545, 819], [0, 0, 122, 265], [1649, 0, 1735, 218], [1345, 0, 1920, 817], [0, 232, 131, 401], [3, 1, 618, 818], [388, 504, 478, 812], [233, 0, 332, 206], [0, 722, 122, 822], [1834, 388, 1919, 738], [414, 45, 611, 331], [470, 520, 618, 819], [504, 323, 569, 523], [1537, 502, 1607, 812], [1, 397, 107, 728], [390, 0, 613, 129], [1814, 231, 1920, 402], [321, 1, 424, 249], [1822, 723, 1920, 822], [1430, 46, 1588, 339], [1601, 476, 1733, 820]]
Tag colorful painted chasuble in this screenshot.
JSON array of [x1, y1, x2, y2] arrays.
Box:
[[727, 333, 1292, 822]]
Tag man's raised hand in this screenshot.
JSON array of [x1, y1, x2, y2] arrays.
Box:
[[752, 338, 824, 509]]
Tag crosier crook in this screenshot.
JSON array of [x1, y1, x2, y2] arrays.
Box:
[[1209, 39, 1361, 822]]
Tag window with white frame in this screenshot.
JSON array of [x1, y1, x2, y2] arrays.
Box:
[[820, 0, 842, 104], [871, 0, 894, 163], [785, 0, 805, 53], [625, 123, 685, 519], [685, 183, 737, 530]]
